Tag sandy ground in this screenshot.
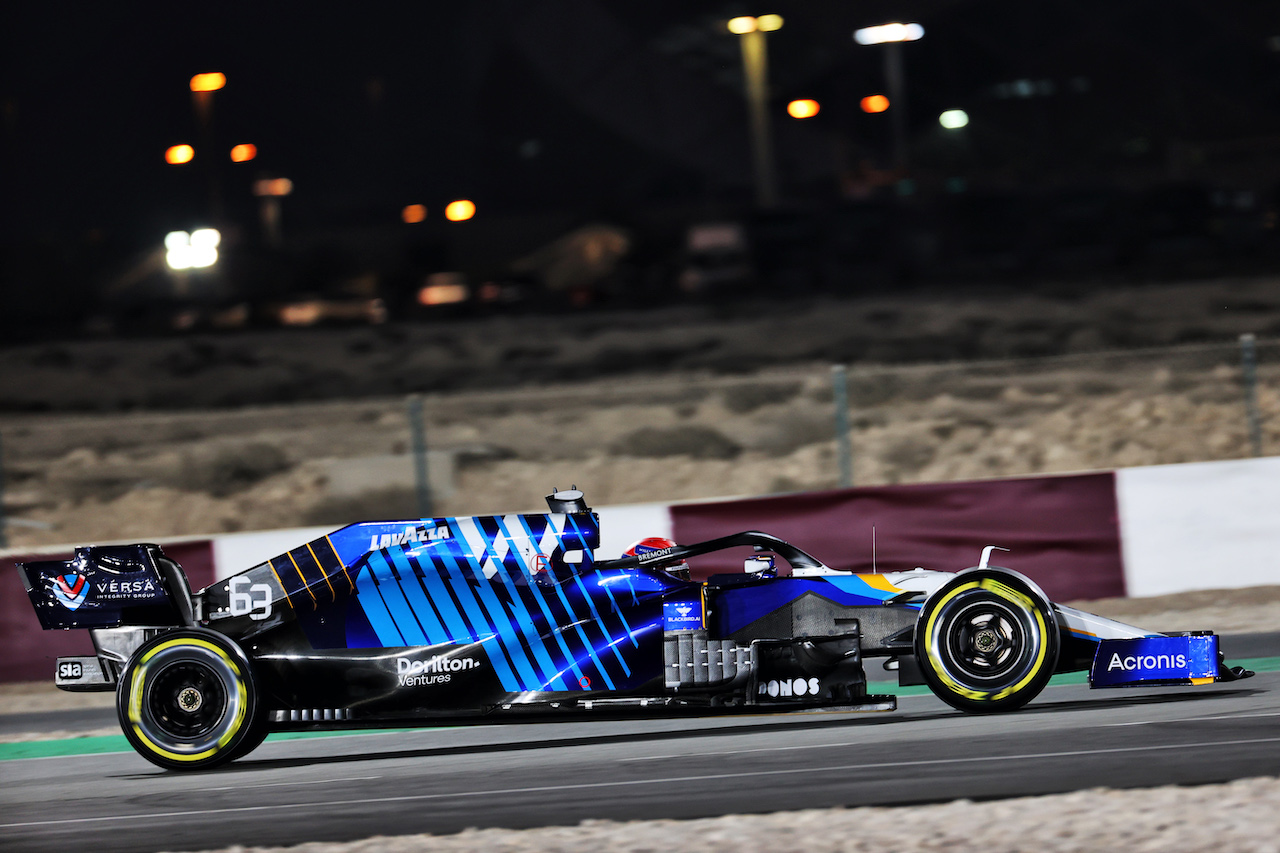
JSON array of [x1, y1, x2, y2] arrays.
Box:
[[3, 277, 1279, 549], [166, 778, 1280, 853]]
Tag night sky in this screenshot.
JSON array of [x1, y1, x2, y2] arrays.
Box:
[[4, 1, 1279, 255]]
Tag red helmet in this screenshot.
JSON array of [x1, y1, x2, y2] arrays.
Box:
[[624, 537, 691, 581]]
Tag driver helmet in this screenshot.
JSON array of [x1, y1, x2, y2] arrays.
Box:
[[624, 537, 691, 582]]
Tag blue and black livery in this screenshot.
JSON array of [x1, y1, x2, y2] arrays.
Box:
[[17, 489, 1253, 771]]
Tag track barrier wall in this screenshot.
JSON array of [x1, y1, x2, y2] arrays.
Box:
[[669, 472, 1124, 601]]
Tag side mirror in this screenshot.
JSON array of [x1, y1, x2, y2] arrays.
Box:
[[744, 555, 776, 575]]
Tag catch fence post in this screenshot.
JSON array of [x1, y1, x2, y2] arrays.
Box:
[[407, 395, 433, 518], [831, 365, 853, 488], [0, 431, 7, 549], [1241, 334, 1263, 458]]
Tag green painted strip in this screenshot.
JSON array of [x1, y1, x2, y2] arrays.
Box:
[[0, 735, 132, 760], [5, 657, 1277, 762], [1230, 655, 1280, 673]]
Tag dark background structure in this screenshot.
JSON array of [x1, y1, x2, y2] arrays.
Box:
[[4, 1, 1280, 336]]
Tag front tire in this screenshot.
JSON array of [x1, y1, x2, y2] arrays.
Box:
[[117, 630, 259, 771], [915, 570, 1059, 713]]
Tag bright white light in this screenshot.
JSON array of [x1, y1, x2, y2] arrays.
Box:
[[189, 246, 218, 268], [191, 228, 221, 249], [727, 16, 757, 34], [757, 14, 783, 32], [854, 22, 924, 45], [939, 109, 969, 129], [165, 228, 220, 270]]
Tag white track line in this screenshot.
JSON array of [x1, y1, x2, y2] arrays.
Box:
[[1105, 710, 1280, 727], [203, 775, 382, 792], [4, 735, 1280, 830]]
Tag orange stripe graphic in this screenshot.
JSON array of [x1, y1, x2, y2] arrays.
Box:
[[287, 551, 318, 608], [266, 563, 294, 610], [306, 541, 337, 601], [327, 535, 356, 593]]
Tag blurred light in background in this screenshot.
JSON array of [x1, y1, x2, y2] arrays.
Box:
[[402, 204, 427, 224], [860, 95, 890, 113], [445, 199, 476, 222], [165, 144, 195, 165], [165, 228, 220, 270], [853, 23, 924, 45], [787, 99, 820, 119], [727, 14, 782, 34], [939, 109, 969, 129], [419, 272, 469, 306], [189, 72, 226, 92], [252, 177, 294, 197], [279, 303, 323, 327], [230, 143, 257, 162]]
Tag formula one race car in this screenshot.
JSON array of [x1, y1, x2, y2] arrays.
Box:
[[18, 489, 1253, 770]]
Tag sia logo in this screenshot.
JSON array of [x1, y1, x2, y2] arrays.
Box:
[[52, 573, 89, 611]]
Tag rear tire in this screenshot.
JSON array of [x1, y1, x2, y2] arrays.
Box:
[[225, 704, 271, 762], [117, 630, 259, 771], [915, 570, 1058, 713]]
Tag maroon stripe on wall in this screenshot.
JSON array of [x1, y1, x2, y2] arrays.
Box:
[[670, 473, 1124, 602], [0, 541, 216, 684]]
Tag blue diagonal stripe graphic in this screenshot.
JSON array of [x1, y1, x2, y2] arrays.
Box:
[[354, 562, 406, 647], [438, 549, 534, 690], [548, 575, 616, 690], [409, 553, 477, 644], [569, 570, 632, 677], [388, 547, 450, 645], [461, 525, 560, 691], [368, 551, 428, 645]]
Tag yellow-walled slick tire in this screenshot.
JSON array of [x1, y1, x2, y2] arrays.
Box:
[[915, 569, 1059, 713], [116, 630, 259, 771]]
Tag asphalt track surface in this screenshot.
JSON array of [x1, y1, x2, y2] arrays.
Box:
[[3, 638, 1279, 853]]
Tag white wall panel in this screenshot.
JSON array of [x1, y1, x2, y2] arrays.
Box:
[[211, 526, 336, 580], [594, 503, 674, 561], [1116, 457, 1280, 597]]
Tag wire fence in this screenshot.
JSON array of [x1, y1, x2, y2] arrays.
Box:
[[1, 335, 1276, 549]]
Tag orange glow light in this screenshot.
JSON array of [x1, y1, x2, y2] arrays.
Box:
[[230, 143, 257, 163], [252, 177, 294, 197], [165, 144, 195, 165], [419, 283, 469, 306], [861, 94, 890, 113], [190, 72, 227, 93], [402, 204, 427, 224], [787, 99, 820, 119], [444, 199, 476, 222]]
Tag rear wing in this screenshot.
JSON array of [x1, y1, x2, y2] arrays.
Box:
[[17, 544, 194, 630]]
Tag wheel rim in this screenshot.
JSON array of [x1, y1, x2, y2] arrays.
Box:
[[930, 591, 1041, 690], [147, 661, 228, 740], [126, 638, 248, 762]]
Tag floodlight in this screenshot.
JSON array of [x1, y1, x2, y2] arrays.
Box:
[[854, 23, 924, 45]]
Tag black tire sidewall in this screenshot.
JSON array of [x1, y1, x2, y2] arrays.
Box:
[[116, 629, 258, 771], [915, 571, 1058, 713]]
